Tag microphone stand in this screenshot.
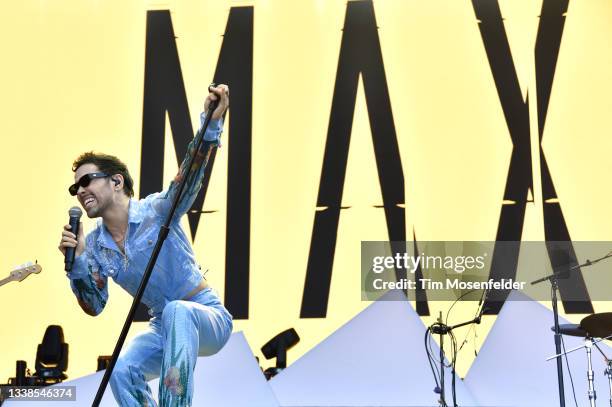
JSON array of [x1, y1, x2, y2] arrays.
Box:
[[531, 249, 612, 407], [92, 87, 220, 406], [429, 306, 485, 407]]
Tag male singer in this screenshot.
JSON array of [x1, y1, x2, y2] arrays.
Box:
[[58, 85, 232, 406]]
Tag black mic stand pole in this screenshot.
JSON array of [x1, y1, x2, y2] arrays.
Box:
[[92, 85, 220, 407], [431, 306, 485, 407]]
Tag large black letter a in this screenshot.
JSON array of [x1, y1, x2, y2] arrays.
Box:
[[300, 1, 409, 318]]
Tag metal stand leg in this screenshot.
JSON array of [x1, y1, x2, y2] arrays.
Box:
[[605, 360, 612, 407], [586, 338, 597, 407], [551, 281, 567, 407], [438, 312, 446, 407]]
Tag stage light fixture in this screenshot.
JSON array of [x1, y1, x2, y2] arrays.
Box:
[[34, 325, 69, 384], [261, 328, 300, 379]]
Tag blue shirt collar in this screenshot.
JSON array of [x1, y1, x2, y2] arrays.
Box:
[[127, 198, 144, 224], [96, 199, 143, 249]]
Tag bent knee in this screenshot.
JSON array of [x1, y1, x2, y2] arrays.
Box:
[[110, 358, 143, 385], [161, 300, 191, 325]]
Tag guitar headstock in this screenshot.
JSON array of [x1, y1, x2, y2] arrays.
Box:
[[8, 262, 42, 282]]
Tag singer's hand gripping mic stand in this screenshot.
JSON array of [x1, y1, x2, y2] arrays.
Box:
[[92, 85, 221, 407]]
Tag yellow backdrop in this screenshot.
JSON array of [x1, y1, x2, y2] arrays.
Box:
[[1, 0, 612, 382]]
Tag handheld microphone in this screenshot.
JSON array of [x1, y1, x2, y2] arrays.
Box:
[[65, 206, 82, 272]]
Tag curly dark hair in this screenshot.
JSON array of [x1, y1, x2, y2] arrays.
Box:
[[72, 152, 134, 197]]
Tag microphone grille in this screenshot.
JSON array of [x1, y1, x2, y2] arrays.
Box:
[[69, 206, 83, 217]]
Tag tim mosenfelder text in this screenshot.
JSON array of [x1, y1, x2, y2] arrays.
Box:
[[371, 278, 526, 291]]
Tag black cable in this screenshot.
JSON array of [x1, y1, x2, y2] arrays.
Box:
[[473, 321, 480, 357], [454, 289, 488, 406], [449, 329, 458, 407], [426, 323, 461, 407], [560, 334, 579, 407], [446, 288, 483, 361], [445, 288, 481, 326], [428, 330, 445, 407], [453, 332, 459, 407], [445, 288, 483, 407], [427, 324, 447, 367], [427, 286, 483, 407], [424, 328, 441, 390], [456, 318, 480, 358], [430, 329, 444, 377], [456, 320, 476, 355]]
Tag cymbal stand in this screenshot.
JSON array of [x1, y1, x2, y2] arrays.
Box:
[[585, 337, 597, 407], [548, 334, 612, 407], [593, 342, 612, 407], [533, 249, 612, 407], [605, 359, 612, 407]]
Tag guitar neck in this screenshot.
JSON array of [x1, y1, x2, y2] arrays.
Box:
[[0, 276, 14, 287], [0, 263, 42, 287]]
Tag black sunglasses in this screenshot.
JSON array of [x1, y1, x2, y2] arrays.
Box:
[[69, 172, 109, 196]]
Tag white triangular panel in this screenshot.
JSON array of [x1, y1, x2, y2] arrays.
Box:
[[270, 289, 478, 406]]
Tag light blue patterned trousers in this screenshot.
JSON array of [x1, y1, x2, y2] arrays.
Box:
[[109, 288, 233, 406]]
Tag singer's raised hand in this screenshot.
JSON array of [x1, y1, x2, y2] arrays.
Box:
[[204, 84, 229, 120], [58, 222, 84, 257]]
